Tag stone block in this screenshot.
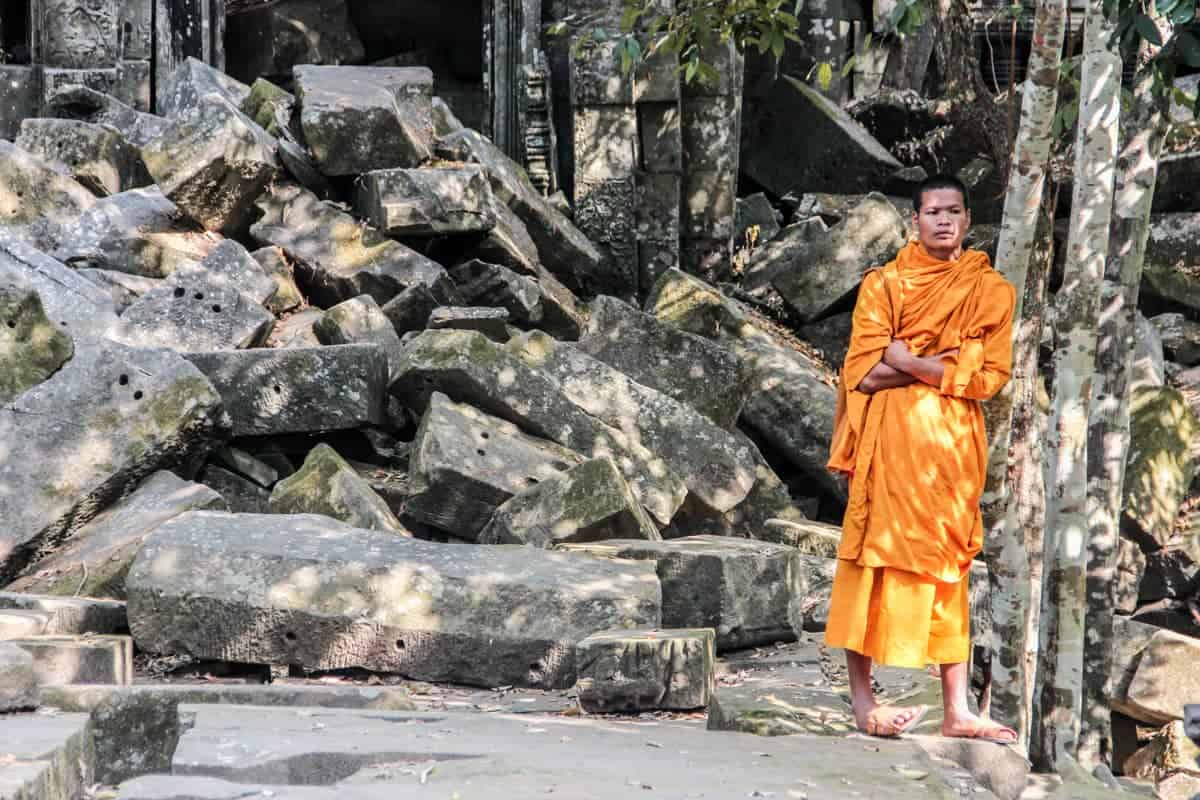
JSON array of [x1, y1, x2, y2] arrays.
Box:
[[679, 236, 733, 283], [1140, 548, 1200, 606], [1158, 773, 1200, 800], [570, 37, 632, 105], [638, 103, 682, 173], [575, 628, 715, 712], [0, 337, 227, 582], [575, 176, 638, 295], [681, 93, 740, 174], [560, 536, 800, 650], [0, 642, 39, 712], [182, 344, 388, 437], [479, 457, 660, 547], [6, 471, 226, 599], [212, 448, 277, 491], [0, 593, 127, 635], [1119, 627, 1200, 725], [10, 634, 133, 685], [0, 65, 38, 141], [635, 47, 680, 103], [0, 263, 74, 404], [157, 57, 251, 120], [380, 284, 439, 334], [0, 610, 53, 639], [1122, 720, 1200, 781], [574, 106, 638, 182], [735, 193, 783, 247], [1124, 387, 1197, 550], [295, 65, 434, 176], [468, 196, 543, 275], [355, 165, 497, 236], [115, 60, 152, 111], [0, 140, 97, 248], [15, 118, 151, 196], [239, 78, 295, 137], [315, 294, 404, 375], [177, 240, 277, 306], [268, 308, 323, 348], [432, 96, 465, 136], [251, 246, 304, 313], [76, 269, 160, 312], [406, 392, 584, 540], [35, 0, 119, 67], [251, 182, 453, 308], [200, 465, 270, 513], [636, 169, 681, 247], [681, 169, 736, 239], [225, 0, 365, 83], [428, 305, 511, 341], [44, 83, 168, 147], [40, 68, 118, 103], [1151, 312, 1200, 366], [126, 510, 662, 688], [116, 281, 275, 351], [268, 443, 408, 533], [449, 259, 584, 340], [796, 312, 852, 366]]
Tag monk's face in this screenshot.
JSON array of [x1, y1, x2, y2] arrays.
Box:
[[913, 188, 971, 260]]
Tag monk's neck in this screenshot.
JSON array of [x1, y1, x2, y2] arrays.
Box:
[[919, 243, 961, 262]]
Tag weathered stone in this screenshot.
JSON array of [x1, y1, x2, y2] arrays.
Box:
[[0, 232, 120, 341], [175, 240, 277, 306], [0, 266, 74, 404], [6, 471, 226, 599], [639, 103, 683, 173], [469, 196, 543, 275], [1123, 387, 1197, 550], [117, 282, 275, 351], [314, 295, 404, 375], [39, 68, 118, 107], [432, 96, 465, 136], [392, 331, 685, 524], [796, 312, 853, 367], [749, 193, 908, 321], [1143, 212, 1200, 313], [269, 308, 323, 348], [15, 118, 150, 197], [182, 345, 388, 437], [448, 259, 584, 340], [0, 712, 95, 800], [76, 269, 161, 312], [507, 331, 758, 515], [406, 392, 584, 540], [1151, 312, 1200, 367], [356, 165, 497, 236], [126, 510, 662, 688], [0, 642, 39, 712], [295, 65, 434, 176], [240, 78, 296, 137], [575, 628, 715, 712], [141, 93, 279, 235], [251, 182, 453, 308], [200, 465, 271, 514], [440, 128, 610, 295], [0, 610, 52, 639], [226, 0, 365, 83], [0, 65, 38, 141], [214, 447, 279, 489], [0, 140, 96, 248], [428, 305, 511, 340], [115, 60, 153, 112], [51, 187, 214, 279], [44, 84, 168, 147], [479, 457, 660, 548], [156, 57, 252, 120], [1157, 773, 1200, 800], [646, 268, 843, 501], [578, 295, 749, 429], [735, 193, 782, 248], [574, 176, 638, 296], [9, 635, 132, 685], [251, 247, 304, 313], [1134, 312, 1166, 391], [0, 338, 227, 582], [380, 284, 439, 334], [1115, 535, 1147, 615], [1120, 628, 1200, 725], [761, 519, 842, 555], [269, 443, 408, 534], [1140, 548, 1200, 606], [1122, 720, 1200, 781], [560, 536, 800, 651], [0, 593, 127, 636]]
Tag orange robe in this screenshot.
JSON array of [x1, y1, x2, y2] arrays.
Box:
[[823, 242, 1015, 668]]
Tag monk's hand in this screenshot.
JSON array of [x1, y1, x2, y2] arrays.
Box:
[[884, 340, 913, 370]]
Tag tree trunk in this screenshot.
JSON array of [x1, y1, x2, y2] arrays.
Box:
[[1079, 54, 1170, 771], [1033, 0, 1121, 770], [982, 0, 1068, 752]]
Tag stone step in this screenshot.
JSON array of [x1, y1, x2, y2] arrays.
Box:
[[0, 712, 92, 800], [9, 634, 133, 686], [0, 593, 127, 636]]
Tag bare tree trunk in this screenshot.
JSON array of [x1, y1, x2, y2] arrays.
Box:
[[982, 0, 1068, 751], [1033, 0, 1121, 770], [1079, 53, 1170, 771]]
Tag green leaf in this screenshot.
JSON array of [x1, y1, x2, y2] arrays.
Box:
[[545, 21, 567, 37], [620, 4, 641, 32], [1062, 100, 1078, 129], [817, 61, 834, 90], [841, 54, 858, 77], [685, 59, 698, 83], [1179, 31, 1200, 66], [1172, 0, 1197, 25], [1134, 14, 1163, 45], [1156, 0, 1180, 15], [770, 28, 785, 58]]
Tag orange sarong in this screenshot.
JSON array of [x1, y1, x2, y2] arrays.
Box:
[[823, 242, 1015, 668]]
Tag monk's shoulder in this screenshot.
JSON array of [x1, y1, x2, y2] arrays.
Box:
[[978, 268, 1017, 305]]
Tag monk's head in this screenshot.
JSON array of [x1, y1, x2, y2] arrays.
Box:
[[912, 175, 971, 261]]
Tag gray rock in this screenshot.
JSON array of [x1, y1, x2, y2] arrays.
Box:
[[1143, 212, 1200, 313], [0, 232, 120, 340], [116, 282, 275, 351], [735, 193, 782, 249], [1139, 548, 1200, 606], [380, 284, 439, 334], [0, 642, 39, 712], [158, 58, 252, 120], [295, 65, 434, 176], [796, 312, 852, 367], [141, 93, 279, 235], [15, 118, 151, 196], [6, 471, 226, 599], [1133, 312, 1166, 391], [0, 593, 127, 635], [1150, 312, 1200, 367], [176, 240, 277, 306], [0, 338, 227, 582], [200, 465, 271, 513], [391, 330, 687, 524], [213, 447, 279, 489], [251, 247, 304, 313], [406, 392, 584, 540], [0, 264, 74, 404], [251, 182, 452, 308], [0, 610, 51, 638], [239, 78, 296, 138], [227, 0, 365, 83], [560, 536, 800, 651], [575, 628, 715, 712], [43, 84, 169, 147], [126, 510, 662, 688], [8, 635, 132, 685], [470, 196, 542, 275], [428, 305, 511, 341], [479, 457, 660, 548], [506, 332, 757, 515], [1117, 627, 1200, 725], [0, 140, 96, 248], [432, 96, 465, 136], [448, 259, 583, 340], [1124, 386, 1197, 550], [355, 165, 497, 236], [1115, 535, 1147, 615], [268, 443, 408, 534], [269, 308, 324, 349], [76, 269, 162, 312], [183, 345, 388, 437], [314, 295, 404, 377], [578, 295, 749, 429]]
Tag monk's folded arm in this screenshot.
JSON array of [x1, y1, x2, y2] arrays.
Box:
[[939, 281, 1017, 400], [882, 347, 950, 387], [858, 361, 917, 393]]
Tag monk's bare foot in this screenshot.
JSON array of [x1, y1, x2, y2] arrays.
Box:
[[853, 702, 929, 738], [942, 711, 1017, 743]]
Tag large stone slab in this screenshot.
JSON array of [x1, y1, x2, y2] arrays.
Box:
[[183, 345, 387, 437], [9, 634, 133, 685], [355, 165, 497, 236], [0, 593, 127, 636], [76, 269, 161, 313], [0, 140, 96, 248], [0, 713, 93, 800], [390, 330, 686, 525], [575, 628, 715, 712], [126, 511, 662, 688], [380, 284, 439, 334], [427, 305, 510, 340], [1143, 212, 1200, 313], [0, 263, 74, 404], [268, 444, 408, 534], [157, 57, 252, 120], [116, 282, 275, 351], [560, 536, 800, 651], [15, 118, 151, 196], [6, 471, 226, 599], [0, 642, 39, 712], [295, 65, 434, 176], [1118, 627, 1200, 725], [0, 338, 227, 582], [44, 84, 168, 147], [1123, 386, 1197, 550], [478, 457, 660, 548], [578, 295, 749, 428], [405, 392, 584, 540], [448, 259, 584, 340], [179, 240, 278, 306], [251, 182, 452, 308]]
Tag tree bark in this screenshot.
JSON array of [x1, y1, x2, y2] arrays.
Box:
[[1033, 0, 1121, 770], [982, 0, 1068, 752], [1079, 53, 1170, 771]]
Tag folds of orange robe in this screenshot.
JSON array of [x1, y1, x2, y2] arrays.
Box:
[[823, 242, 1015, 667]]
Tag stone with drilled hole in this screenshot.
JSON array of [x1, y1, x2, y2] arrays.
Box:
[[575, 628, 715, 712], [0, 230, 118, 341], [126, 510, 662, 688], [9, 635, 132, 685], [0, 140, 96, 249], [269, 444, 408, 534], [116, 281, 275, 351], [356, 165, 497, 236], [0, 594, 127, 636], [173, 240, 277, 306], [427, 306, 510, 341], [0, 642, 39, 711], [0, 262, 75, 404], [15, 118, 151, 196], [314, 295, 404, 377]]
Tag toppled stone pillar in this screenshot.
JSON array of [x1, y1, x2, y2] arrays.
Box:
[[575, 628, 715, 712]]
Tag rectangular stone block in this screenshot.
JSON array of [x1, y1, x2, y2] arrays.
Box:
[[575, 105, 639, 183], [0, 65, 39, 141], [575, 628, 715, 712], [119, 0, 154, 59], [638, 103, 682, 173], [36, 0, 119, 68], [683, 168, 736, 239], [10, 634, 132, 685], [0, 610, 53, 639], [126, 511, 662, 688], [570, 37, 633, 105], [115, 59, 152, 111], [182, 345, 389, 437], [1117, 627, 1200, 725], [635, 169, 681, 246], [635, 47, 680, 103], [0, 713, 93, 798], [40, 67, 118, 103], [575, 177, 639, 295], [0, 642, 39, 712], [0, 593, 127, 635], [355, 165, 497, 236], [679, 236, 733, 283]]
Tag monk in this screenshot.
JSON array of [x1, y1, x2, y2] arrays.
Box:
[[823, 174, 1019, 742]]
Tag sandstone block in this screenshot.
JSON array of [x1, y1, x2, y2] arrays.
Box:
[[1124, 386, 1197, 550], [428, 306, 511, 341], [0, 265, 74, 404], [157, 57, 252, 120], [0, 140, 96, 248], [116, 282, 275, 351], [0, 593, 127, 636], [314, 295, 404, 377], [44, 84, 168, 147], [251, 247, 305, 313], [1119, 627, 1200, 725], [0, 610, 52, 639], [16, 118, 151, 196], [200, 465, 271, 513], [575, 628, 715, 712], [380, 284, 439, 334], [1151, 312, 1200, 366], [0, 642, 39, 712], [448, 259, 584, 340], [227, 0, 364, 83], [9, 635, 133, 685], [77, 269, 161, 312], [268, 443, 408, 534], [355, 165, 497, 236], [0, 231, 121, 340], [178, 240, 277, 306]]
